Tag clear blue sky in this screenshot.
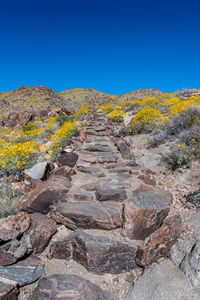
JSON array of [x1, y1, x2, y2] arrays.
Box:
[[0, 0, 200, 95]]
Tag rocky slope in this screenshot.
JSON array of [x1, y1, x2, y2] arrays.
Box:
[[0, 110, 199, 299]]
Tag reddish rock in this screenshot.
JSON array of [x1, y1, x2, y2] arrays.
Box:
[[24, 213, 57, 253], [50, 201, 122, 230], [56, 151, 78, 168], [136, 215, 182, 266], [138, 174, 156, 186], [19, 175, 71, 214], [96, 188, 127, 202], [79, 130, 87, 138], [0, 212, 30, 242], [31, 274, 116, 300], [123, 185, 172, 240], [0, 277, 18, 299]]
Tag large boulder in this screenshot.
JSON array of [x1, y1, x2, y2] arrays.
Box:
[[31, 274, 116, 300], [136, 215, 182, 266], [125, 259, 194, 300], [0, 212, 30, 242], [50, 229, 138, 274], [2, 111, 33, 127], [19, 175, 71, 214], [123, 185, 172, 240]]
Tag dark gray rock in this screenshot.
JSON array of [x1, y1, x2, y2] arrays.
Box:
[[116, 140, 134, 160], [50, 201, 122, 230], [0, 235, 30, 266], [83, 144, 113, 152], [51, 230, 138, 274], [96, 188, 127, 202], [0, 256, 45, 287], [31, 274, 116, 300]]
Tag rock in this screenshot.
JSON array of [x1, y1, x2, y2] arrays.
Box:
[[0, 256, 45, 287], [96, 188, 127, 202], [0, 277, 18, 299], [3, 111, 33, 128], [23, 161, 52, 181], [0, 235, 30, 266], [185, 188, 200, 210], [77, 166, 101, 173], [59, 105, 75, 115], [79, 182, 102, 191], [65, 191, 94, 202], [136, 215, 182, 266], [116, 140, 134, 160], [0, 212, 30, 242], [138, 174, 156, 186], [50, 166, 76, 181], [83, 144, 113, 152], [24, 213, 57, 253], [180, 241, 200, 287], [123, 185, 172, 240], [169, 212, 200, 287], [51, 230, 138, 274], [125, 259, 194, 300], [19, 175, 71, 213], [30, 274, 116, 300], [79, 130, 87, 138], [56, 151, 78, 168], [50, 201, 122, 230]]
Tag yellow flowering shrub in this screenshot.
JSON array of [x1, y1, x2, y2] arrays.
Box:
[[160, 97, 181, 108], [139, 97, 160, 108], [108, 110, 125, 122], [101, 104, 114, 113], [130, 107, 167, 133], [0, 141, 40, 175], [74, 107, 88, 117]]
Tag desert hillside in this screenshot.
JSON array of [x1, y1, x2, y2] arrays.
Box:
[[0, 86, 200, 300]]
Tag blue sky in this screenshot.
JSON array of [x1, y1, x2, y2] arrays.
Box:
[[0, 0, 200, 94]]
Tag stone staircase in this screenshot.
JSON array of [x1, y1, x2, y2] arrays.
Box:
[[0, 112, 185, 299]]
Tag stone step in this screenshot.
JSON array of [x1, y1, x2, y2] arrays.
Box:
[[50, 229, 139, 274], [50, 201, 122, 230]]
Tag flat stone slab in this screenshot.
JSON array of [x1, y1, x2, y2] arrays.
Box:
[[136, 215, 182, 266], [50, 229, 138, 274], [19, 175, 71, 213], [123, 185, 172, 240], [50, 201, 122, 230], [24, 213, 57, 253], [96, 188, 127, 202], [77, 166, 101, 173], [65, 191, 95, 202], [83, 144, 113, 152], [0, 277, 18, 299], [0, 212, 30, 242], [0, 256, 45, 287], [125, 259, 193, 300], [31, 274, 116, 300]]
